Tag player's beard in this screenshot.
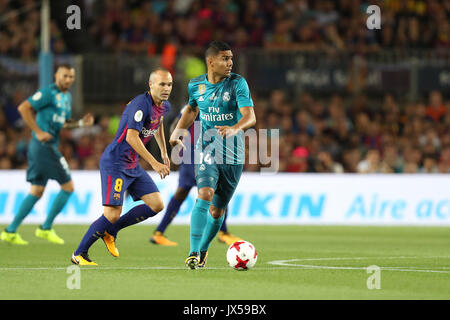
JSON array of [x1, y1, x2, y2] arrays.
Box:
[[57, 80, 71, 92], [160, 92, 170, 101]]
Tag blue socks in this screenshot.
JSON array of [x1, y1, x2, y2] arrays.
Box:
[[6, 194, 40, 233], [6, 189, 72, 233], [108, 204, 157, 238], [74, 205, 158, 255], [42, 190, 72, 230], [189, 198, 210, 254], [219, 209, 228, 232], [74, 215, 113, 255], [155, 197, 182, 234], [200, 213, 225, 252]]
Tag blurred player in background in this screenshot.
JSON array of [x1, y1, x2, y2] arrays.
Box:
[[170, 41, 256, 269], [0, 64, 94, 245], [71, 68, 172, 266], [150, 107, 242, 246]]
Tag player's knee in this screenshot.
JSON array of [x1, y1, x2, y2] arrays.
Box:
[[61, 181, 74, 193], [62, 186, 74, 193], [198, 188, 214, 202], [174, 188, 189, 201], [149, 200, 164, 213], [210, 207, 225, 219], [104, 212, 120, 224], [30, 186, 45, 198], [104, 206, 121, 223]]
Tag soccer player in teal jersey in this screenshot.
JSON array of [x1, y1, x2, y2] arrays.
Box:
[[0, 64, 94, 245], [170, 41, 256, 269]]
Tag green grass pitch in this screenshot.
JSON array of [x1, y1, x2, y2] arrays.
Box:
[[0, 224, 449, 300]]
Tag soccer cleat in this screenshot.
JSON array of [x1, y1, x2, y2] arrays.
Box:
[[102, 231, 119, 257], [0, 230, 29, 245], [218, 231, 243, 246], [185, 252, 199, 270], [198, 251, 208, 268], [150, 231, 178, 246], [35, 227, 65, 244], [71, 252, 98, 266]]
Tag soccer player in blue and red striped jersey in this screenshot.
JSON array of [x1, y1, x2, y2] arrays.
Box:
[[71, 68, 172, 266]]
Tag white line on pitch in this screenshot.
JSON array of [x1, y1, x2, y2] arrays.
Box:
[[267, 255, 450, 274]]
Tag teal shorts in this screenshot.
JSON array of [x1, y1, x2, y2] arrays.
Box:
[[195, 163, 243, 209], [26, 138, 72, 186]]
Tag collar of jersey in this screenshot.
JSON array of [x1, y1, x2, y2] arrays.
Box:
[[146, 91, 166, 110], [204, 73, 230, 86]]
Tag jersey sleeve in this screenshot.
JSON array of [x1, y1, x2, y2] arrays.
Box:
[[235, 77, 254, 108], [126, 97, 148, 132], [66, 93, 73, 120], [27, 88, 51, 111], [187, 82, 198, 110], [164, 101, 171, 116]]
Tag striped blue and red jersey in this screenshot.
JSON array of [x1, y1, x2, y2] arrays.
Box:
[[101, 92, 170, 170]]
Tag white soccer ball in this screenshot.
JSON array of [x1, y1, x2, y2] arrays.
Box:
[[226, 240, 258, 271]]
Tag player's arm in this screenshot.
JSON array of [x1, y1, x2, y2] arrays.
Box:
[[169, 104, 199, 148], [126, 129, 170, 179], [169, 115, 180, 134], [17, 100, 52, 142], [154, 118, 170, 167], [63, 113, 94, 129], [216, 107, 256, 138]]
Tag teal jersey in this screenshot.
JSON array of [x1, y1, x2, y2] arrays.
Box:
[[26, 83, 72, 147], [188, 73, 254, 164]]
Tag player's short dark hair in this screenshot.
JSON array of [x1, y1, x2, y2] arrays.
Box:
[[205, 41, 231, 58], [55, 63, 73, 71]]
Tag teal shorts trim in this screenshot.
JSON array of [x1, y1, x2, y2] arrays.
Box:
[[195, 163, 243, 209], [26, 139, 72, 186]]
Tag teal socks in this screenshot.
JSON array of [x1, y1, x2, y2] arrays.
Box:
[[189, 198, 211, 254], [6, 194, 40, 233], [200, 213, 225, 252], [42, 190, 72, 230]]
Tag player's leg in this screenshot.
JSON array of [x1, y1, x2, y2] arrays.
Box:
[[36, 177, 74, 244], [1, 184, 45, 245], [186, 185, 215, 269], [108, 192, 162, 238], [220, 208, 229, 233], [218, 207, 243, 245], [151, 186, 191, 246], [152, 163, 196, 245], [71, 166, 129, 264], [198, 164, 244, 266], [107, 168, 161, 239], [185, 162, 219, 269], [1, 139, 49, 244], [71, 205, 121, 265], [197, 204, 226, 268]]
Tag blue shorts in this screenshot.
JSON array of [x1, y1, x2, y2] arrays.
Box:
[[26, 138, 71, 186], [178, 163, 196, 190], [195, 163, 243, 209], [100, 163, 158, 206]]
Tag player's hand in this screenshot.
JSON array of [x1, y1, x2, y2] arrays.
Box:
[[82, 113, 94, 127], [169, 137, 186, 150], [162, 153, 170, 168], [215, 125, 240, 138], [151, 161, 170, 179], [169, 129, 187, 150], [36, 131, 53, 142]]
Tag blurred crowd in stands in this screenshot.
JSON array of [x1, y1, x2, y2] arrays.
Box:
[[0, 0, 449, 173], [2, 0, 450, 60], [1, 89, 449, 173]]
